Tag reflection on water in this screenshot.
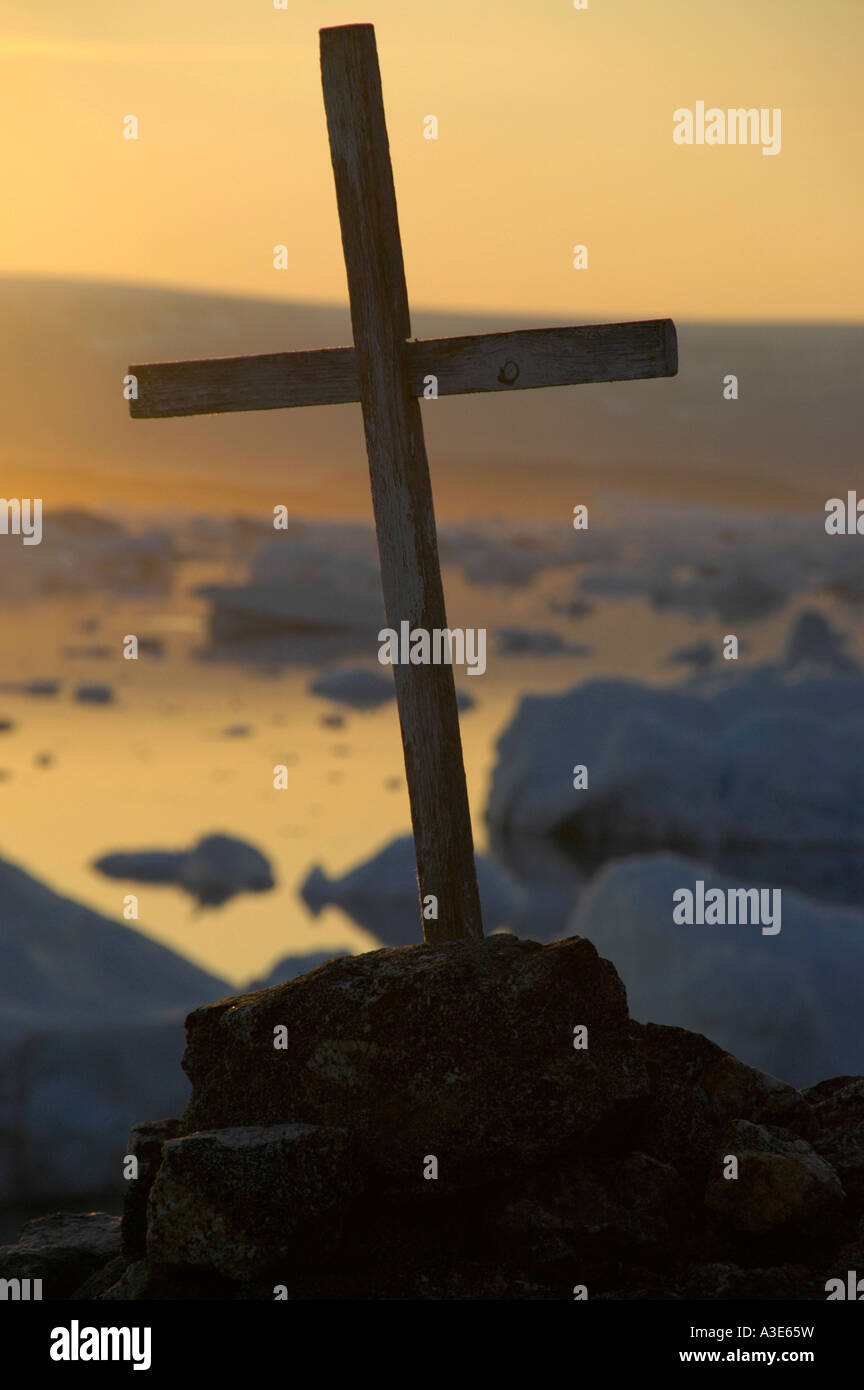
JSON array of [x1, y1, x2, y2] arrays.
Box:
[[0, 514, 861, 986], [4, 505, 864, 1196]]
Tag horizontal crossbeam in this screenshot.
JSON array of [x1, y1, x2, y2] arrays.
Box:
[[129, 319, 677, 419]]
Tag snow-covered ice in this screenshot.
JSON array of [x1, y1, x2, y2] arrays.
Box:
[[198, 523, 385, 647], [309, 666, 396, 710], [0, 510, 174, 599], [437, 521, 586, 588], [0, 852, 230, 1197], [496, 627, 592, 657], [301, 834, 523, 944], [569, 853, 864, 1086], [547, 494, 864, 622], [488, 612, 864, 876], [485, 598, 864, 1075]]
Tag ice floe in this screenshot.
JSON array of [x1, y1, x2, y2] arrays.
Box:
[[0, 852, 230, 1196], [93, 832, 275, 907], [197, 523, 384, 652], [569, 853, 864, 1086], [301, 834, 523, 945], [487, 612, 864, 903], [309, 667, 395, 710], [0, 510, 174, 599]]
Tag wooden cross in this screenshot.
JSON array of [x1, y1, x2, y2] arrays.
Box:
[[128, 23, 678, 947]]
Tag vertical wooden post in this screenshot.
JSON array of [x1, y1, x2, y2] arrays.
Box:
[[320, 23, 483, 944]]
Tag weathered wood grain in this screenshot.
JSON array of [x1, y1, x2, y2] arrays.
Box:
[[410, 319, 678, 397], [129, 346, 358, 417], [126, 19, 680, 949], [129, 319, 677, 418], [320, 23, 484, 943]]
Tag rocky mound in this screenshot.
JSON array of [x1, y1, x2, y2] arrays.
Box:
[[4, 935, 863, 1301]]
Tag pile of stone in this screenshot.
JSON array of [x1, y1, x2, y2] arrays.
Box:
[[3, 935, 862, 1301]]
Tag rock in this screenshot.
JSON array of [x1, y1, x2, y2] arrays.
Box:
[[7, 929, 864, 1301], [699, 1052, 808, 1131], [483, 1151, 687, 1275], [121, 1118, 184, 1262], [181, 936, 649, 1189], [146, 1124, 360, 1280], [683, 1262, 821, 1301], [0, 1213, 120, 1300], [100, 1257, 232, 1301], [73, 1255, 125, 1300], [630, 1023, 734, 1182], [803, 1075, 860, 1103], [99, 1259, 152, 1301], [594, 1273, 681, 1300], [705, 1120, 845, 1236], [807, 1080, 864, 1202], [629, 1024, 809, 1199]]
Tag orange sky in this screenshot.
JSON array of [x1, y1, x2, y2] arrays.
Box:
[[0, 0, 862, 321]]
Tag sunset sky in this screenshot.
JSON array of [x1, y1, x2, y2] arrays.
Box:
[[1, 0, 861, 321]]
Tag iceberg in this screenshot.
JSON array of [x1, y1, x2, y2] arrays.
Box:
[[301, 835, 522, 945], [0, 852, 230, 1198], [488, 611, 864, 865], [93, 832, 275, 907], [570, 853, 864, 1086]]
